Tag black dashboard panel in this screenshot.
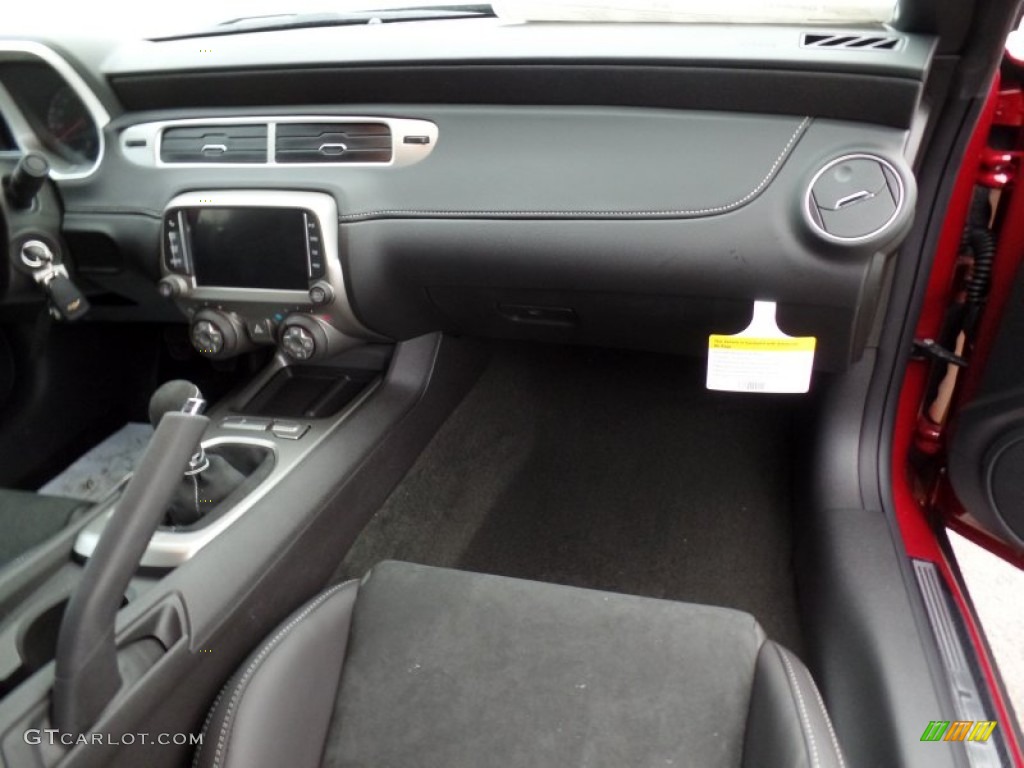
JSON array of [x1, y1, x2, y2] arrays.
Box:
[[56, 103, 915, 372], [64, 107, 909, 221], [2, 20, 932, 372], [101, 21, 934, 129], [66, 107, 816, 216], [109, 65, 922, 128]]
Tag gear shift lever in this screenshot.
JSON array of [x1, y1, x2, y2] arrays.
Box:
[[149, 380, 245, 526], [149, 379, 205, 426], [150, 379, 208, 482]]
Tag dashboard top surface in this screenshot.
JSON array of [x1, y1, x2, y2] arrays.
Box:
[[97, 19, 934, 79]]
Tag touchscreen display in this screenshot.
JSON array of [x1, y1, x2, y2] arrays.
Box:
[[188, 207, 310, 290]]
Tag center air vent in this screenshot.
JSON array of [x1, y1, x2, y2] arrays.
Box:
[[160, 124, 268, 163], [275, 122, 392, 164], [801, 33, 901, 50]]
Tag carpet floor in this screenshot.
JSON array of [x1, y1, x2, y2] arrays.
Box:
[[337, 343, 804, 651]]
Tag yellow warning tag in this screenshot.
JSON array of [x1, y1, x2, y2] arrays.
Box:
[[707, 302, 816, 394], [708, 336, 816, 352]]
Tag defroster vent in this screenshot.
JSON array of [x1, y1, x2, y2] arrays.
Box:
[[160, 124, 268, 163], [801, 33, 901, 50], [275, 122, 392, 164]]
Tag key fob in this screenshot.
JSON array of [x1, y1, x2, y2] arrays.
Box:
[[45, 275, 90, 321]]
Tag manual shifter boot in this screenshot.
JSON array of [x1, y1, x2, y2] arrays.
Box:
[[165, 453, 246, 526], [147, 379, 246, 527]]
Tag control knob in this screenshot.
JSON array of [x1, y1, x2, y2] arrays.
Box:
[[280, 325, 316, 361], [157, 275, 189, 299], [308, 280, 334, 306], [278, 316, 330, 361], [190, 309, 251, 359], [191, 319, 224, 356]]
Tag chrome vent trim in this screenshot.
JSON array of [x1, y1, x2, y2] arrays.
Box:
[[801, 33, 902, 50], [160, 123, 268, 163], [275, 122, 392, 164], [121, 116, 436, 169]]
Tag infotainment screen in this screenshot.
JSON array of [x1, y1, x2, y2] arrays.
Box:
[[187, 207, 310, 290]]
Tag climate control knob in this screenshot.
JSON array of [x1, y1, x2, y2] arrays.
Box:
[[280, 325, 317, 361], [191, 319, 224, 356], [189, 309, 250, 359]]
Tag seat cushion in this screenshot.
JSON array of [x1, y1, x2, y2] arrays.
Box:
[[197, 561, 845, 768]]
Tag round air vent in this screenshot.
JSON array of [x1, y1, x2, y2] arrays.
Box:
[[804, 153, 906, 244]]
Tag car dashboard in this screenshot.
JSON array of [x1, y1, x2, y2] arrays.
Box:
[[4, 13, 1017, 768], [0, 19, 932, 373]]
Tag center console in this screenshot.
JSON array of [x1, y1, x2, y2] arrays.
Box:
[[0, 180, 489, 744], [72, 347, 388, 568], [157, 190, 384, 361], [63, 189, 393, 566], [0, 331, 485, 761]]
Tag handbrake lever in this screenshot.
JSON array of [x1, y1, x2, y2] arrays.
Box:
[[52, 402, 209, 737]]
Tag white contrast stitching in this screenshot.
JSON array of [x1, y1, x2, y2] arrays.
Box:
[[778, 647, 821, 768], [340, 117, 810, 221], [192, 686, 226, 768], [805, 665, 847, 768], [207, 582, 352, 768]]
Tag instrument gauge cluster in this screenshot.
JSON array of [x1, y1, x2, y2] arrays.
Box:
[[43, 84, 100, 164], [0, 44, 109, 179]]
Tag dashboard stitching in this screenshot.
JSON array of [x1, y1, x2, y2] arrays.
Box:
[[337, 116, 810, 221]]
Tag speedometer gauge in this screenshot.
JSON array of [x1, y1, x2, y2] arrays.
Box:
[[0, 52, 108, 178], [45, 85, 99, 163]]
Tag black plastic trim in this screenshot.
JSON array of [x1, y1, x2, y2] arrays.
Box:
[[109, 64, 922, 128]]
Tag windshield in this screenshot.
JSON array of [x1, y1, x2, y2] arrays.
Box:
[[7, 0, 895, 39]]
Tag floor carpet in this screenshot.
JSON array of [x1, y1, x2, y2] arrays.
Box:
[[337, 343, 803, 651]]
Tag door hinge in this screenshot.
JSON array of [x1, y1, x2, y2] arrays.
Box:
[[913, 338, 968, 368]]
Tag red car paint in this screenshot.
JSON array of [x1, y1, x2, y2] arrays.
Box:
[[891, 72, 1024, 764]]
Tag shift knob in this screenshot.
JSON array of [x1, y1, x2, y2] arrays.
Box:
[[148, 380, 204, 428], [5, 153, 50, 209]]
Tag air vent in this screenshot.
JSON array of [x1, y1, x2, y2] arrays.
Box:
[[160, 124, 267, 163], [805, 154, 905, 243], [275, 122, 392, 164], [801, 33, 901, 50]]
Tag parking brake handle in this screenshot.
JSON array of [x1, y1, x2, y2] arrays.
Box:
[[52, 402, 209, 737]]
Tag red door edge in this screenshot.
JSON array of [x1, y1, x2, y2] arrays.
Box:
[[891, 71, 1024, 764]]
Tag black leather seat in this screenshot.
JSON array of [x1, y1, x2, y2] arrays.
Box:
[[196, 561, 845, 768]]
